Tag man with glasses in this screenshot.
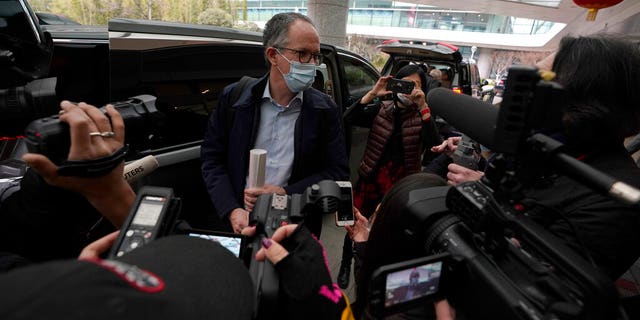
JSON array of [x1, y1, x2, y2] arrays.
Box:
[[201, 12, 349, 235]]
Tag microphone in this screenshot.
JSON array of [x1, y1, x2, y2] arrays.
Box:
[[426, 88, 499, 151], [123, 155, 159, 184]]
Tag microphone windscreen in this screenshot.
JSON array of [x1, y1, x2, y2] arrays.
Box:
[[427, 88, 498, 150]]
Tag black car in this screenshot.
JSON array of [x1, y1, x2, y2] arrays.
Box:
[[1, 0, 380, 228], [377, 41, 482, 99]]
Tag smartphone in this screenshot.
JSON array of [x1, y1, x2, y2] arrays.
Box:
[[184, 228, 247, 259], [386, 78, 415, 94], [368, 253, 449, 318], [335, 181, 355, 227], [110, 186, 177, 258]]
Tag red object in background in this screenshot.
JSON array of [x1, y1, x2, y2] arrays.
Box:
[[573, 0, 623, 21], [437, 42, 459, 52]]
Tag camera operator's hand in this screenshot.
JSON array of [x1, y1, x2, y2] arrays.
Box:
[[431, 136, 461, 156], [446, 163, 484, 186], [22, 101, 135, 227], [435, 299, 456, 320], [243, 184, 286, 212], [345, 207, 370, 243], [78, 231, 119, 260], [254, 224, 353, 319], [229, 208, 250, 234], [254, 224, 297, 264], [360, 75, 393, 105]]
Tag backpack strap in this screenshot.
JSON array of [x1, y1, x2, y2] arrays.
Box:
[[226, 76, 256, 129]]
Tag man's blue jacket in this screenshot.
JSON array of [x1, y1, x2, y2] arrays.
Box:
[[201, 74, 349, 219]]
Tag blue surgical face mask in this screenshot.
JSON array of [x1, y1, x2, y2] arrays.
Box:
[[277, 52, 317, 93]]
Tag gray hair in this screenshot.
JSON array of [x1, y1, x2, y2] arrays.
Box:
[[263, 12, 315, 48], [429, 69, 442, 80]]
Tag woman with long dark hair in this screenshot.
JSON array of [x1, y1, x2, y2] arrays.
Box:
[[338, 65, 443, 288]]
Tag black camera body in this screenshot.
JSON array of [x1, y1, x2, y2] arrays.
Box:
[[369, 66, 622, 319], [248, 180, 342, 319], [451, 134, 479, 170], [24, 94, 162, 164], [369, 181, 618, 320]]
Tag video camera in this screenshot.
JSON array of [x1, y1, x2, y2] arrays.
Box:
[[110, 181, 344, 319], [23, 94, 165, 164], [248, 180, 342, 319], [364, 66, 632, 319]]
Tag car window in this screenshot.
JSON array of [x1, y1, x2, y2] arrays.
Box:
[[110, 43, 268, 151], [0, 0, 39, 45], [342, 55, 378, 106]]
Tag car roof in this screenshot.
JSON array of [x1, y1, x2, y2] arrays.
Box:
[[109, 18, 264, 44], [378, 42, 462, 63], [36, 12, 80, 25]]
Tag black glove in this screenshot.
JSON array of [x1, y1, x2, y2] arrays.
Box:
[[274, 225, 353, 320]]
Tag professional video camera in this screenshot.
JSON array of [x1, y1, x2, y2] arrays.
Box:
[[364, 66, 638, 319], [108, 181, 343, 319]]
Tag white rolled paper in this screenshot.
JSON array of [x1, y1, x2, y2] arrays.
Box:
[[248, 149, 267, 188]]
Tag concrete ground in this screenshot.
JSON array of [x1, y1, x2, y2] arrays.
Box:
[[319, 213, 357, 303]]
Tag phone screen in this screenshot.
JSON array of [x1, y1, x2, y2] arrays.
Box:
[[336, 182, 354, 225], [384, 260, 443, 307], [131, 196, 167, 226], [188, 232, 244, 258]]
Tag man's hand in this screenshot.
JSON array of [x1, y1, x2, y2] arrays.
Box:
[[230, 208, 250, 234], [431, 136, 462, 156], [78, 231, 119, 260], [446, 163, 484, 185], [244, 184, 286, 212], [345, 207, 370, 242]]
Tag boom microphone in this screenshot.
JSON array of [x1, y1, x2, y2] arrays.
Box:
[[123, 155, 158, 184], [426, 88, 499, 151]]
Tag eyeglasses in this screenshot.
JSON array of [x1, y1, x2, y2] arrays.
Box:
[[275, 47, 323, 66]]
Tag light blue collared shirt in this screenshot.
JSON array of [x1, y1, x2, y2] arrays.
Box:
[[246, 81, 302, 189]]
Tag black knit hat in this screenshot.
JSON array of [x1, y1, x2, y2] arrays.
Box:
[[0, 235, 254, 320]]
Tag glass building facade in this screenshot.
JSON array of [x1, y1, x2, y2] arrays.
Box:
[[244, 0, 557, 36]]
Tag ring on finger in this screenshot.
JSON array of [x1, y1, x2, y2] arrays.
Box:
[[89, 131, 115, 138]]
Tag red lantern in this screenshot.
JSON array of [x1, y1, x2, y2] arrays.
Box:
[[573, 0, 624, 21]]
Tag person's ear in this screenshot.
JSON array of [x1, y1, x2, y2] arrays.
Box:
[[266, 47, 279, 66]]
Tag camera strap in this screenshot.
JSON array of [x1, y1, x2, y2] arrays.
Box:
[[57, 145, 129, 177]]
